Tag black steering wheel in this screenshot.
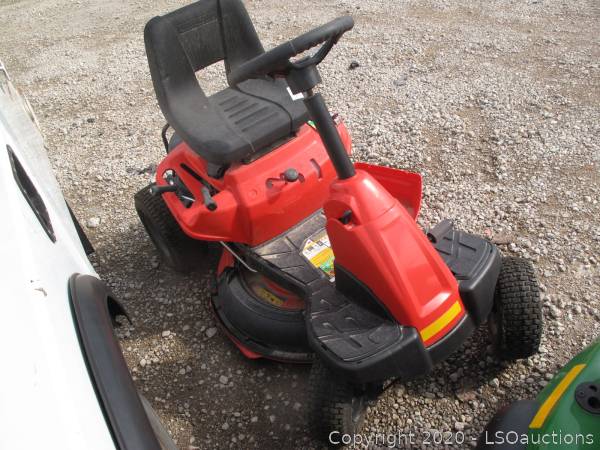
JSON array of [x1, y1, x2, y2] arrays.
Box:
[[228, 16, 354, 87]]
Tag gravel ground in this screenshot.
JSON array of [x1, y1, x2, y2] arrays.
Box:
[[2, 0, 599, 448]]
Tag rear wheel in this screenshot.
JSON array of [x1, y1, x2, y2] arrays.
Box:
[[134, 183, 207, 273], [308, 359, 379, 446], [489, 257, 543, 360]]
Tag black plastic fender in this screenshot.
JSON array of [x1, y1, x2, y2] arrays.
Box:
[[69, 274, 163, 450]]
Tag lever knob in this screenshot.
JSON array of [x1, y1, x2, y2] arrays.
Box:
[[283, 168, 299, 182]]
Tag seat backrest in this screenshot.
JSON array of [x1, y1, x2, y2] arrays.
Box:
[[144, 0, 266, 166], [145, 0, 263, 77]]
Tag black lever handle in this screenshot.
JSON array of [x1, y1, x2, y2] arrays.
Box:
[[151, 181, 217, 211], [149, 184, 178, 196], [201, 186, 217, 211]]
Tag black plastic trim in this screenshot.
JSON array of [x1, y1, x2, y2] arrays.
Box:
[[68, 274, 162, 450], [335, 264, 394, 320], [308, 321, 432, 384], [235, 243, 310, 297], [307, 297, 476, 384], [458, 248, 501, 325], [7, 145, 55, 242], [67, 202, 94, 255], [428, 313, 475, 365], [306, 276, 432, 384], [430, 221, 501, 326]]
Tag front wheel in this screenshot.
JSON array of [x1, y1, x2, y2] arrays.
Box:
[[489, 257, 543, 360], [308, 359, 380, 446]]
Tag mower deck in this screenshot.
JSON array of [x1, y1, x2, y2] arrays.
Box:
[[212, 210, 331, 362], [213, 271, 313, 362]]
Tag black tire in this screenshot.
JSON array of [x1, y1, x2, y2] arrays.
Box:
[[134, 183, 207, 273], [308, 359, 377, 447], [213, 268, 312, 361], [489, 257, 543, 360]]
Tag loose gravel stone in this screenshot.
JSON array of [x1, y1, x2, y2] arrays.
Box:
[[86, 217, 100, 229], [205, 327, 218, 338]]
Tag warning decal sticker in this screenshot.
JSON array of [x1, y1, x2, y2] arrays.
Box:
[[302, 229, 335, 281]]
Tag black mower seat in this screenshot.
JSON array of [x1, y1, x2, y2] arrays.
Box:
[[144, 0, 308, 166]]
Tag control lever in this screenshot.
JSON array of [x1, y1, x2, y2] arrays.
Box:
[[201, 186, 217, 211], [266, 168, 303, 188], [149, 184, 178, 196], [150, 177, 217, 211]]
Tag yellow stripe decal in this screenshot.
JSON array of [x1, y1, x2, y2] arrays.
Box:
[[419, 301, 462, 343], [529, 363, 586, 429]]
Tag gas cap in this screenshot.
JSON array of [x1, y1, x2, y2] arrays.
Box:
[[575, 382, 600, 415]]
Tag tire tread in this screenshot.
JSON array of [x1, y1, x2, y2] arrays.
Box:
[[492, 257, 543, 360], [308, 360, 367, 447], [134, 183, 206, 272]]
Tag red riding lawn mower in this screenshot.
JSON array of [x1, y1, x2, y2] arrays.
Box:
[[135, 0, 544, 442]]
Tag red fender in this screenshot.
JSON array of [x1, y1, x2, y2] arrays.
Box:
[[324, 169, 464, 346]]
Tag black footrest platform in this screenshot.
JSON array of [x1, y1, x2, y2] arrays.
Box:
[[306, 220, 500, 383], [250, 210, 330, 293], [306, 282, 433, 384], [429, 220, 501, 325]]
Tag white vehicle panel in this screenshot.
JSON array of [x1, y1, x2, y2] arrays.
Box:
[[0, 61, 115, 450]]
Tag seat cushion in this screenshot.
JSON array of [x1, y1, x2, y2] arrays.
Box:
[[188, 78, 308, 165]]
